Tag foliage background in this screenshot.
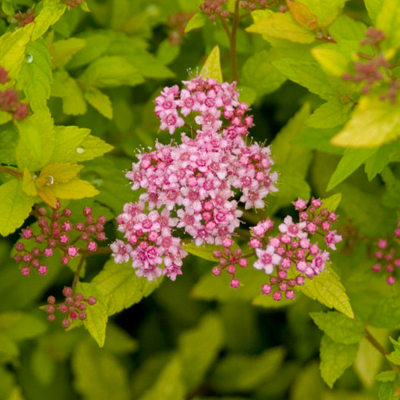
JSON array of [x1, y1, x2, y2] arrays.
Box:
[[1, 0, 400, 399]]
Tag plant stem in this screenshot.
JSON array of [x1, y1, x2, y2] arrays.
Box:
[[0, 165, 22, 178], [72, 255, 86, 292], [219, 14, 231, 38], [365, 328, 388, 356], [230, 0, 240, 83]]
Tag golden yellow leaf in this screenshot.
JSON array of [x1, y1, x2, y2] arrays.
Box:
[[51, 178, 99, 200], [22, 168, 38, 197], [38, 162, 83, 185], [200, 45, 223, 82], [286, 0, 318, 30], [38, 186, 57, 208]]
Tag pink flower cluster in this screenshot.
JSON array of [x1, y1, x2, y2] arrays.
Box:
[[372, 219, 400, 285], [154, 77, 253, 136], [46, 287, 97, 329], [0, 88, 29, 120], [12, 9, 35, 26], [14, 203, 107, 276], [249, 198, 342, 301], [200, 0, 230, 21], [112, 77, 278, 282], [111, 202, 187, 281]]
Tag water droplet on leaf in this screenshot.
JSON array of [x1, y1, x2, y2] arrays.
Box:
[[26, 54, 33, 63], [45, 176, 54, 185], [76, 147, 85, 154]]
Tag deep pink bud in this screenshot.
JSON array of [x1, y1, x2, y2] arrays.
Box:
[[222, 238, 233, 248], [83, 207, 92, 216], [230, 278, 240, 289], [286, 290, 295, 300], [48, 296, 56, 304], [87, 241, 97, 252], [62, 208, 72, 217], [212, 266, 222, 276], [261, 284, 272, 294], [63, 287, 73, 297], [70, 313, 78, 320], [62, 319, 71, 329], [67, 246, 78, 257], [87, 296, 97, 305], [238, 258, 248, 267], [47, 314, 56, 322], [78, 312, 87, 320], [272, 291, 282, 301], [22, 228, 33, 239], [15, 242, 24, 252], [38, 265, 48, 275], [213, 250, 222, 259], [97, 232, 106, 241], [21, 267, 30, 276], [45, 305, 55, 313], [387, 276, 396, 285]]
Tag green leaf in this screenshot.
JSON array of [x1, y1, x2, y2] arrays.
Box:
[[51, 70, 87, 115], [32, 0, 67, 41], [18, 39, 52, 112], [48, 126, 113, 163], [299, 267, 354, 319], [210, 347, 285, 392], [331, 96, 400, 148], [0, 179, 35, 236], [378, 381, 397, 400], [79, 56, 144, 87], [364, 0, 383, 23], [376, 371, 397, 382], [200, 45, 223, 82], [354, 329, 385, 387], [191, 266, 264, 303], [376, 0, 400, 50], [76, 283, 108, 348], [310, 311, 365, 344], [329, 15, 367, 42], [0, 126, 18, 165], [307, 98, 353, 129], [72, 341, 130, 400], [31, 344, 56, 385], [179, 313, 225, 392], [0, 24, 34, 79], [326, 148, 378, 191], [269, 104, 312, 213], [386, 337, 400, 365], [51, 38, 86, 69], [298, 0, 348, 27], [16, 109, 55, 171], [246, 10, 316, 44], [369, 296, 400, 329], [156, 39, 180, 66], [67, 32, 112, 69], [91, 260, 162, 316], [0, 312, 47, 340], [241, 50, 286, 96], [185, 12, 206, 33], [184, 242, 234, 262], [272, 58, 335, 100], [364, 144, 393, 181], [138, 357, 185, 400], [0, 110, 12, 125], [84, 87, 113, 119], [0, 333, 19, 362], [320, 193, 342, 211], [319, 334, 359, 388]]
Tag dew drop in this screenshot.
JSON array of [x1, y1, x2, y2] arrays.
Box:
[[45, 176, 54, 185], [76, 147, 85, 154], [26, 54, 33, 63]]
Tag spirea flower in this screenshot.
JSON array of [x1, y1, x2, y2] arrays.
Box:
[[112, 77, 279, 282]]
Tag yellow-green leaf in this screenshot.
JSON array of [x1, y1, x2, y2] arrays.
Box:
[[51, 38, 86, 69], [311, 46, 349, 76], [32, 0, 67, 41], [22, 168, 37, 196], [51, 178, 99, 200], [0, 24, 34, 79], [298, 0, 348, 27], [185, 12, 207, 33], [331, 96, 400, 148], [246, 10, 316, 44], [39, 163, 83, 184], [299, 267, 354, 319], [77, 283, 108, 348], [84, 87, 113, 119], [18, 39, 52, 112], [16, 109, 55, 171], [0, 179, 35, 236], [200, 45, 223, 82]]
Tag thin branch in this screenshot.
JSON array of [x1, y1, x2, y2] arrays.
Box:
[[72, 255, 87, 292], [218, 14, 231, 38], [230, 0, 240, 83], [0, 165, 22, 178]]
